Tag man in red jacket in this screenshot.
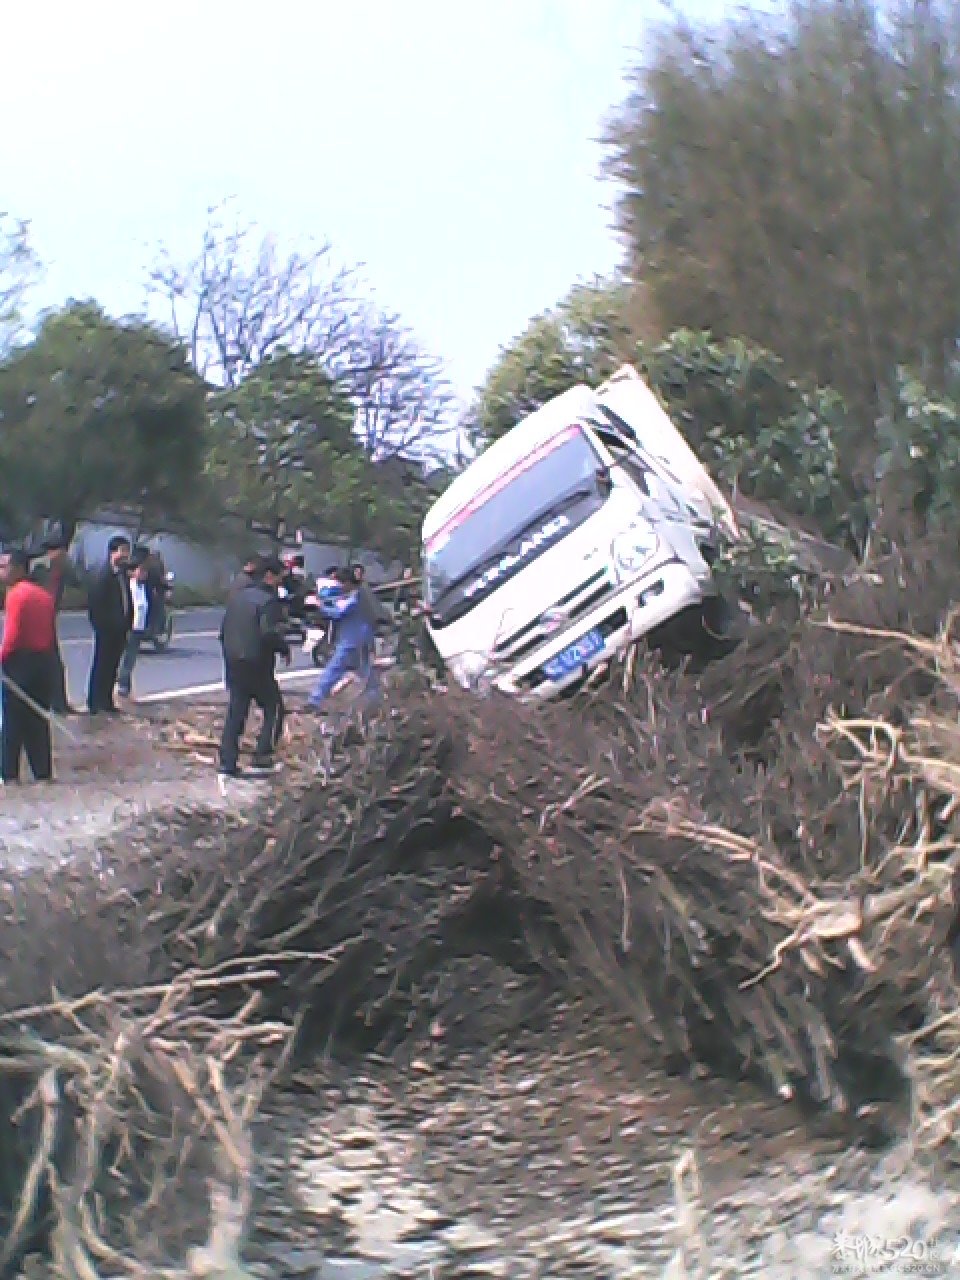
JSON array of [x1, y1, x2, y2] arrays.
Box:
[[1, 548, 56, 784]]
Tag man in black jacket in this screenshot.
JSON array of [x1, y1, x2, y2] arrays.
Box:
[[218, 554, 289, 779], [86, 535, 133, 715]]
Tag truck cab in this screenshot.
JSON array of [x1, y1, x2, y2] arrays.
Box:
[[421, 367, 737, 699]]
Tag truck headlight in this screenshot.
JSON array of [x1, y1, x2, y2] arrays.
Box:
[[612, 522, 659, 577], [454, 651, 494, 689]]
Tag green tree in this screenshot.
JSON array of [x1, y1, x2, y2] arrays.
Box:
[[0, 301, 208, 538], [208, 350, 427, 560], [603, 0, 960, 432], [470, 283, 868, 546], [209, 350, 356, 537], [467, 277, 638, 444]]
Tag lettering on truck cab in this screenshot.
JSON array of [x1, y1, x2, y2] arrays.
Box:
[[464, 514, 572, 600]]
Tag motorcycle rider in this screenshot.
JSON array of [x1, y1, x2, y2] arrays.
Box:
[[280, 553, 312, 627]]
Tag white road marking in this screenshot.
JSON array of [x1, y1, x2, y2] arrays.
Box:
[[135, 668, 317, 705], [60, 629, 222, 647]]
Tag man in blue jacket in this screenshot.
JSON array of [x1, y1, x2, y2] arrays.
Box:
[[307, 567, 384, 710]]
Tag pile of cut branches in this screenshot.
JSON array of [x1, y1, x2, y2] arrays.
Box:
[[0, 960, 291, 1279], [2, 534, 960, 1273]]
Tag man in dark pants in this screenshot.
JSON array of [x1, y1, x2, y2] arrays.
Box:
[[1, 548, 56, 785], [227, 551, 287, 751], [218, 555, 290, 779], [86, 535, 133, 715]]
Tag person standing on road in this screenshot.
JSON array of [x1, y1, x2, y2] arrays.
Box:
[[117, 548, 156, 700], [86, 535, 133, 716], [218, 554, 290, 779], [230, 552, 260, 596], [225, 549, 276, 737], [0, 548, 56, 785]]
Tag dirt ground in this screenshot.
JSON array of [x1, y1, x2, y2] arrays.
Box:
[[253, 1012, 959, 1278], [0, 701, 270, 865], [4, 707, 959, 1278]]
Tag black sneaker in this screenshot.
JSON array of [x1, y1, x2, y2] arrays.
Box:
[[248, 756, 280, 774]]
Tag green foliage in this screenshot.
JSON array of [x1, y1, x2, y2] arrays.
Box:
[[711, 522, 825, 623], [603, 0, 960, 426], [471, 285, 866, 546], [209, 350, 355, 531], [467, 277, 637, 443], [0, 302, 208, 536], [875, 371, 960, 532], [638, 330, 864, 543]]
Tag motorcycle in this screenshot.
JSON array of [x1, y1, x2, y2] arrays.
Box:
[[301, 596, 398, 668], [277, 583, 309, 646], [301, 595, 335, 666], [145, 572, 175, 652]]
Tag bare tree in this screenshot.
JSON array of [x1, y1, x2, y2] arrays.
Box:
[[0, 214, 40, 356], [149, 202, 455, 461], [325, 301, 456, 463], [149, 202, 354, 389]]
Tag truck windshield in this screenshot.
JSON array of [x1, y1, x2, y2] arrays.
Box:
[[423, 425, 606, 610]]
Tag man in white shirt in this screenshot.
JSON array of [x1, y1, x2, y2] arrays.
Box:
[[117, 548, 153, 699]]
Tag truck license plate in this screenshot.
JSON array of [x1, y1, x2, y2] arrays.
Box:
[[543, 628, 605, 681]]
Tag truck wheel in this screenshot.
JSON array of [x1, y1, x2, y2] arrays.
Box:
[[701, 594, 742, 654]]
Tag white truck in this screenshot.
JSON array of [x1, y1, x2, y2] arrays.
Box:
[[420, 366, 739, 699]]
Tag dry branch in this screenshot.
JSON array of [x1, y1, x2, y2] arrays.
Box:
[[3, 536, 960, 1270]]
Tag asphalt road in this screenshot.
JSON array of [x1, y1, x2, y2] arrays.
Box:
[[56, 606, 320, 705]]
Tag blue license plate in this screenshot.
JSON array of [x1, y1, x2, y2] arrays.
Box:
[[543, 628, 605, 681]]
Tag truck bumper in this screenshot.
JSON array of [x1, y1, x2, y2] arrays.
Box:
[[494, 558, 706, 700]]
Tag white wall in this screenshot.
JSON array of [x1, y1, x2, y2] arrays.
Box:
[[71, 520, 401, 591], [72, 521, 239, 591]]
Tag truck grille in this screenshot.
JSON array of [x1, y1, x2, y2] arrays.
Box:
[[493, 567, 616, 663]]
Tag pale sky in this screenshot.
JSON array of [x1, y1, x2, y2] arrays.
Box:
[[1, 0, 726, 408]]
